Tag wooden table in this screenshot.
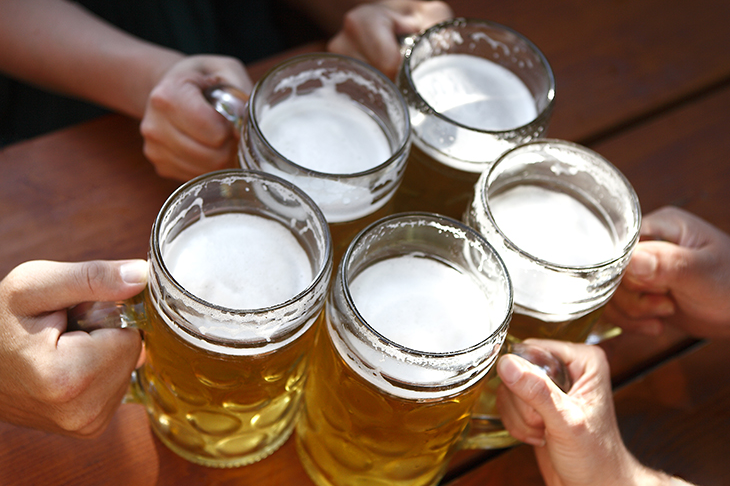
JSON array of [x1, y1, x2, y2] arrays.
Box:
[[2, 0, 730, 484]]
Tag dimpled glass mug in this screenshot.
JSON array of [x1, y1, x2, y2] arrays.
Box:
[[208, 53, 411, 264], [464, 139, 641, 446], [392, 18, 555, 220], [294, 213, 571, 486], [70, 170, 332, 467]]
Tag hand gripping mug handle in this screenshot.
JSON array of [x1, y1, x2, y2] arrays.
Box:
[[203, 84, 250, 131], [66, 293, 148, 403], [460, 341, 573, 450], [66, 293, 147, 332]]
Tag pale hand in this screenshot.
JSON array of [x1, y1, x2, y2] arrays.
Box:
[[603, 206, 730, 338], [140, 55, 253, 181], [0, 260, 147, 438], [327, 0, 453, 79]]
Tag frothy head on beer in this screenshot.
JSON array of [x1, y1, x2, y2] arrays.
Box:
[[398, 18, 554, 171], [241, 54, 411, 224], [163, 212, 313, 310], [150, 170, 332, 349], [330, 213, 512, 398], [468, 140, 641, 321]]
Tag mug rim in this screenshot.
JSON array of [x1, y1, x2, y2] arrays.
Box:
[[339, 211, 513, 359], [400, 17, 556, 136], [151, 168, 333, 317], [480, 138, 642, 271], [246, 53, 412, 180]]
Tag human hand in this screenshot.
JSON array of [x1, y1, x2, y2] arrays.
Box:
[[602, 206, 730, 339], [327, 0, 452, 79], [140, 55, 252, 181], [496, 339, 671, 486], [0, 260, 147, 438]]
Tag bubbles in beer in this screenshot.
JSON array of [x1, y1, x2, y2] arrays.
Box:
[[162, 212, 313, 310]]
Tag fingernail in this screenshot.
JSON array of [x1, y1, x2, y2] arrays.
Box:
[[498, 355, 523, 385], [628, 250, 657, 280], [121, 260, 148, 285]]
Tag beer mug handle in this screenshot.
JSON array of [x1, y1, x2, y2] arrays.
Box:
[[203, 84, 250, 131], [507, 341, 573, 393], [66, 292, 148, 404], [461, 341, 573, 450], [66, 292, 147, 332]]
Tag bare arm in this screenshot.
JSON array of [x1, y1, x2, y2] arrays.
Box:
[[0, 0, 183, 119]]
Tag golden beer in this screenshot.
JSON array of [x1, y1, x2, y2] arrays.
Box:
[[133, 290, 317, 467], [394, 142, 481, 220], [296, 319, 482, 486], [296, 214, 512, 485], [129, 171, 332, 467]]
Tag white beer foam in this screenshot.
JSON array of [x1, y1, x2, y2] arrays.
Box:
[[350, 254, 496, 354], [259, 87, 391, 174], [256, 81, 394, 223], [490, 184, 617, 266], [163, 212, 312, 310], [412, 53, 537, 131]]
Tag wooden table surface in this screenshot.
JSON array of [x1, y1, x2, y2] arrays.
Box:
[[2, 0, 730, 484]]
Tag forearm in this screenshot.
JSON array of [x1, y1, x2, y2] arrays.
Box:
[[0, 0, 183, 119]]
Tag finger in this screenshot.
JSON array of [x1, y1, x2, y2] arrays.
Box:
[[498, 353, 558, 405], [153, 82, 235, 146], [141, 122, 235, 181], [4, 260, 147, 317], [601, 301, 665, 336], [607, 284, 676, 320], [140, 89, 238, 171], [623, 241, 698, 291], [331, 7, 402, 78], [327, 32, 369, 64], [639, 206, 721, 247], [52, 327, 142, 436], [639, 206, 687, 243], [495, 368, 546, 446], [498, 340, 596, 422]]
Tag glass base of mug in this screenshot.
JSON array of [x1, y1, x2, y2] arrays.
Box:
[[149, 418, 295, 468], [295, 432, 450, 486], [125, 370, 294, 468]]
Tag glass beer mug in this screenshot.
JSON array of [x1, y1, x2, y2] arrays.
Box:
[[465, 139, 641, 446], [393, 18, 555, 220], [70, 170, 332, 467], [209, 53, 411, 263], [294, 213, 571, 486]]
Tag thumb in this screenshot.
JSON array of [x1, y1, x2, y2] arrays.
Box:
[[8, 260, 148, 316], [498, 353, 570, 430], [623, 241, 693, 291]]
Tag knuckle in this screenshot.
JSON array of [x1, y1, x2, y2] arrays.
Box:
[[77, 261, 106, 296], [147, 85, 171, 108]]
